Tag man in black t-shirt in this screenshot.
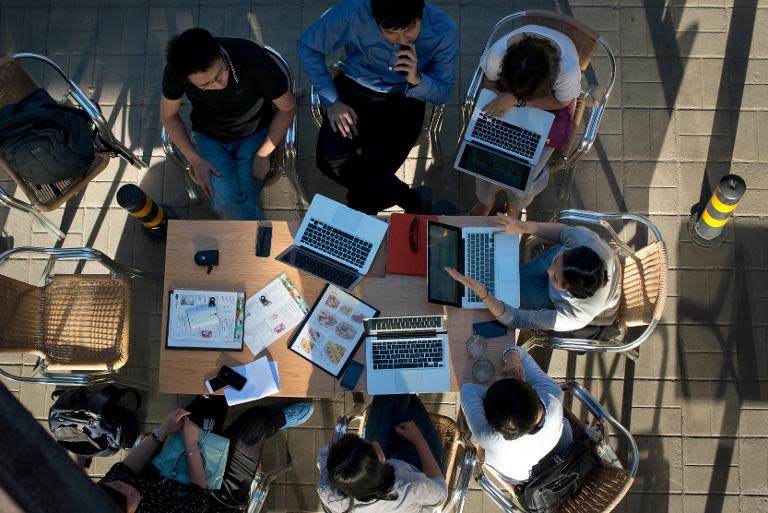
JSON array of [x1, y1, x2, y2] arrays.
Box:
[[160, 28, 296, 220]]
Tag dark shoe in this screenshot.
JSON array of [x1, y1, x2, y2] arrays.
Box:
[[412, 186, 433, 214]]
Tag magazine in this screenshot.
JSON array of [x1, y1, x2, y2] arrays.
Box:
[[288, 284, 379, 378], [243, 273, 309, 356], [166, 289, 245, 350]]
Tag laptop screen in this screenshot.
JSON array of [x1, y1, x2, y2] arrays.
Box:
[[459, 143, 531, 192], [427, 222, 462, 307]]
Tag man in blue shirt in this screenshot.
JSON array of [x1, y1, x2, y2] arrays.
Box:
[[298, 0, 459, 214]]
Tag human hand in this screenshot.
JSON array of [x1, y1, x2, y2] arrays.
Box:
[[181, 417, 200, 449], [252, 154, 271, 180], [326, 101, 358, 139], [190, 157, 221, 199], [494, 213, 528, 235], [502, 348, 526, 381], [395, 44, 421, 86], [444, 267, 488, 299], [482, 93, 518, 118], [156, 408, 191, 438], [394, 421, 426, 445]]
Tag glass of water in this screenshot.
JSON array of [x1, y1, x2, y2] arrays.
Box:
[[472, 359, 496, 383], [465, 334, 487, 358]]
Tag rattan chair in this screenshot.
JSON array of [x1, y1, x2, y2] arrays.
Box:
[[322, 405, 477, 513], [161, 46, 307, 211], [0, 54, 146, 241], [0, 247, 153, 387], [474, 381, 638, 513], [519, 210, 669, 360], [308, 9, 446, 170], [459, 10, 616, 200]]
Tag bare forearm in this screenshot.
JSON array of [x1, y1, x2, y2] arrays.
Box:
[[524, 221, 566, 243], [186, 449, 207, 489], [414, 438, 444, 479], [257, 108, 295, 158], [122, 436, 158, 474], [162, 114, 201, 162], [482, 294, 505, 317]]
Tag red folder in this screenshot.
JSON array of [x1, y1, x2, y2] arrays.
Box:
[[385, 213, 438, 276]]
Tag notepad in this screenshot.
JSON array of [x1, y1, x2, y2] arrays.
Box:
[[223, 357, 280, 406]]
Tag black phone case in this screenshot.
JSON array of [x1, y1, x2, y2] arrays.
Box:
[[219, 365, 247, 390]]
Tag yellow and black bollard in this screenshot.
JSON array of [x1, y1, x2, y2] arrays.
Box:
[[687, 174, 746, 247], [117, 184, 169, 238]]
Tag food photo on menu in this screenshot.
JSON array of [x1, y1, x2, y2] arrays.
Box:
[[288, 284, 379, 377]]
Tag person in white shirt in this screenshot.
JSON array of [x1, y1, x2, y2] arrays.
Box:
[[460, 346, 572, 483], [469, 25, 581, 218]]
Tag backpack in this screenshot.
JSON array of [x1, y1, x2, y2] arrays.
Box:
[[48, 385, 141, 462], [522, 435, 599, 513], [0, 88, 96, 184]]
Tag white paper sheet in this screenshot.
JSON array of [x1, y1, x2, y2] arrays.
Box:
[[243, 274, 309, 356], [223, 357, 280, 406]]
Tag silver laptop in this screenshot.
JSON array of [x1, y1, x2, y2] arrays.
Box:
[[365, 315, 451, 394], [427, 221, 520, 309], [276, 194, 388, 291], [454, 88, 555, 194]]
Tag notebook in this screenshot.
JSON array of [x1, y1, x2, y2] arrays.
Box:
[[385, 213, 438, 276]]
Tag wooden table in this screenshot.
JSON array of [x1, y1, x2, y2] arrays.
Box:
[[159, 218, 516, 396]]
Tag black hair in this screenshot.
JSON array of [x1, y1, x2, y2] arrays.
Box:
[[371, 0, 424, 30], [500, 37, 559, 102], [483, 378, 541, 441], [166, 27, 221, 78], [561, 246, 608, 299], [326, 434, 398, 506], [98, 482, 128, 513]]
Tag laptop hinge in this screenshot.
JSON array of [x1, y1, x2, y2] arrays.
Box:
[[371, 330, 443, 339]]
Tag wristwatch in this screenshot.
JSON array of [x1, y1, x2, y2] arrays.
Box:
[[149, 431, 166, 445]]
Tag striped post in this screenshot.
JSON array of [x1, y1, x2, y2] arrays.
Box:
[[688, 174, 746, 247], [116, 184, 168, 238]]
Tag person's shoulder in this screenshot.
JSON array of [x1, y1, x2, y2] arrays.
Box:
[[219, 37, 266, 58], [426, 2, 459, 33]]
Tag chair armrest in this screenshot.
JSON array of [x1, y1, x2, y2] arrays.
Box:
[[0, 247, 156, 280], [555, 209, 665, 246], [460, 67, 484, 141], [332, 413, 364, 444], [441, 438, 477, 513], [543, 319, 659, 358], [310, 85, 324, 130], [0, 367, 147, 388], [561, 381, 638, 478]]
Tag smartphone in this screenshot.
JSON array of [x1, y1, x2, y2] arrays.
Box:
[[473, 320, 508, 339], [397, 44, 411, 76], [256, 225, 272, 257], [218, 365, 247, 391], [340, 361, 364, 390], [205, 376, 228, 394]]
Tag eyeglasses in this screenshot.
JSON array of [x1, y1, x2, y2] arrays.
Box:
[[197, 58, 228, 91]]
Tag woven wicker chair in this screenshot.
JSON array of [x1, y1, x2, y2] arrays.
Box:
[[308, 9, 446, 171], [161, 46, 307, 211], [0, 247, 152, 387], [519, 210, 669, 360], [322, 405, 477, 513], [474, 381, 638, 513], [459, 10, 616, 200], [0, 54, 146, 241]]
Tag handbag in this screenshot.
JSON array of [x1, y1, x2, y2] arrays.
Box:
[[152, 419, 230, 490]]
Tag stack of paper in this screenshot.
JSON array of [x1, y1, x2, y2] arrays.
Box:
[[223, 357, 280, 406]]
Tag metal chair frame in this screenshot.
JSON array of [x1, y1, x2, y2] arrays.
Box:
[[520, 209, 667, 360], [325, 406, 477, 513], [161, 46, 307, 210], [475, 381, 638, 513], [0, 53, 146, 241], [459, 11, 616, 200], [0, 246, 155, 388]]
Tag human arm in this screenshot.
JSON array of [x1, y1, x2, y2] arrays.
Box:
[[493, 214, 566, 243], [459, 383, 499, 444], [181, 418, 208, 489], [395, 421, 444, 480], [160, 95, 220, 198], [252, 91, 297, 179], [122, 408, 190, 474], [401, 21, 459, 105], [509, 346, 562, 400]]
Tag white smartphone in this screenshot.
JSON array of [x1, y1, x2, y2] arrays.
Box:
[[204, 375, 228, 394]]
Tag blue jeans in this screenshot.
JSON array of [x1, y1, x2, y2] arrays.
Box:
[[520, 246, 561, 310], [363, 395, 447, 474], [192, 130, 268, 220]]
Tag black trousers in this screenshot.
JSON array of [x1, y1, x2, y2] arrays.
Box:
[[316, 74, 427, 214], [184, 396, 285, 509]]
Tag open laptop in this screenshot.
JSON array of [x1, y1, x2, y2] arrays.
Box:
[[427, 220, 520, 309], [454, 88, 555, 194], [276, 194, 388, 291], [364, 315, 451, 394]]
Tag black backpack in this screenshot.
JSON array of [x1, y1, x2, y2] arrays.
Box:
[[0, 88, 96, 184], [522, 435, 599, 513], [48, 385, 141, 462]]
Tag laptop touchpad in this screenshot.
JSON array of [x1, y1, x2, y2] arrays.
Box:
[[332, 208, 362, 234], [394, 372, 423, 390]]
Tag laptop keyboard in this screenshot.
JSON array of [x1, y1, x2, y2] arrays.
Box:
[[472, 114, 541, 160], [367, 315, 445, 334], [465, 232, 495, 302], [293, 250, 359, 290], [300, 218, 373, 269], [371, 339, 445, 370]]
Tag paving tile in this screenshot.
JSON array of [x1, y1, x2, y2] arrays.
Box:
[[684, 494, 741, 513]]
